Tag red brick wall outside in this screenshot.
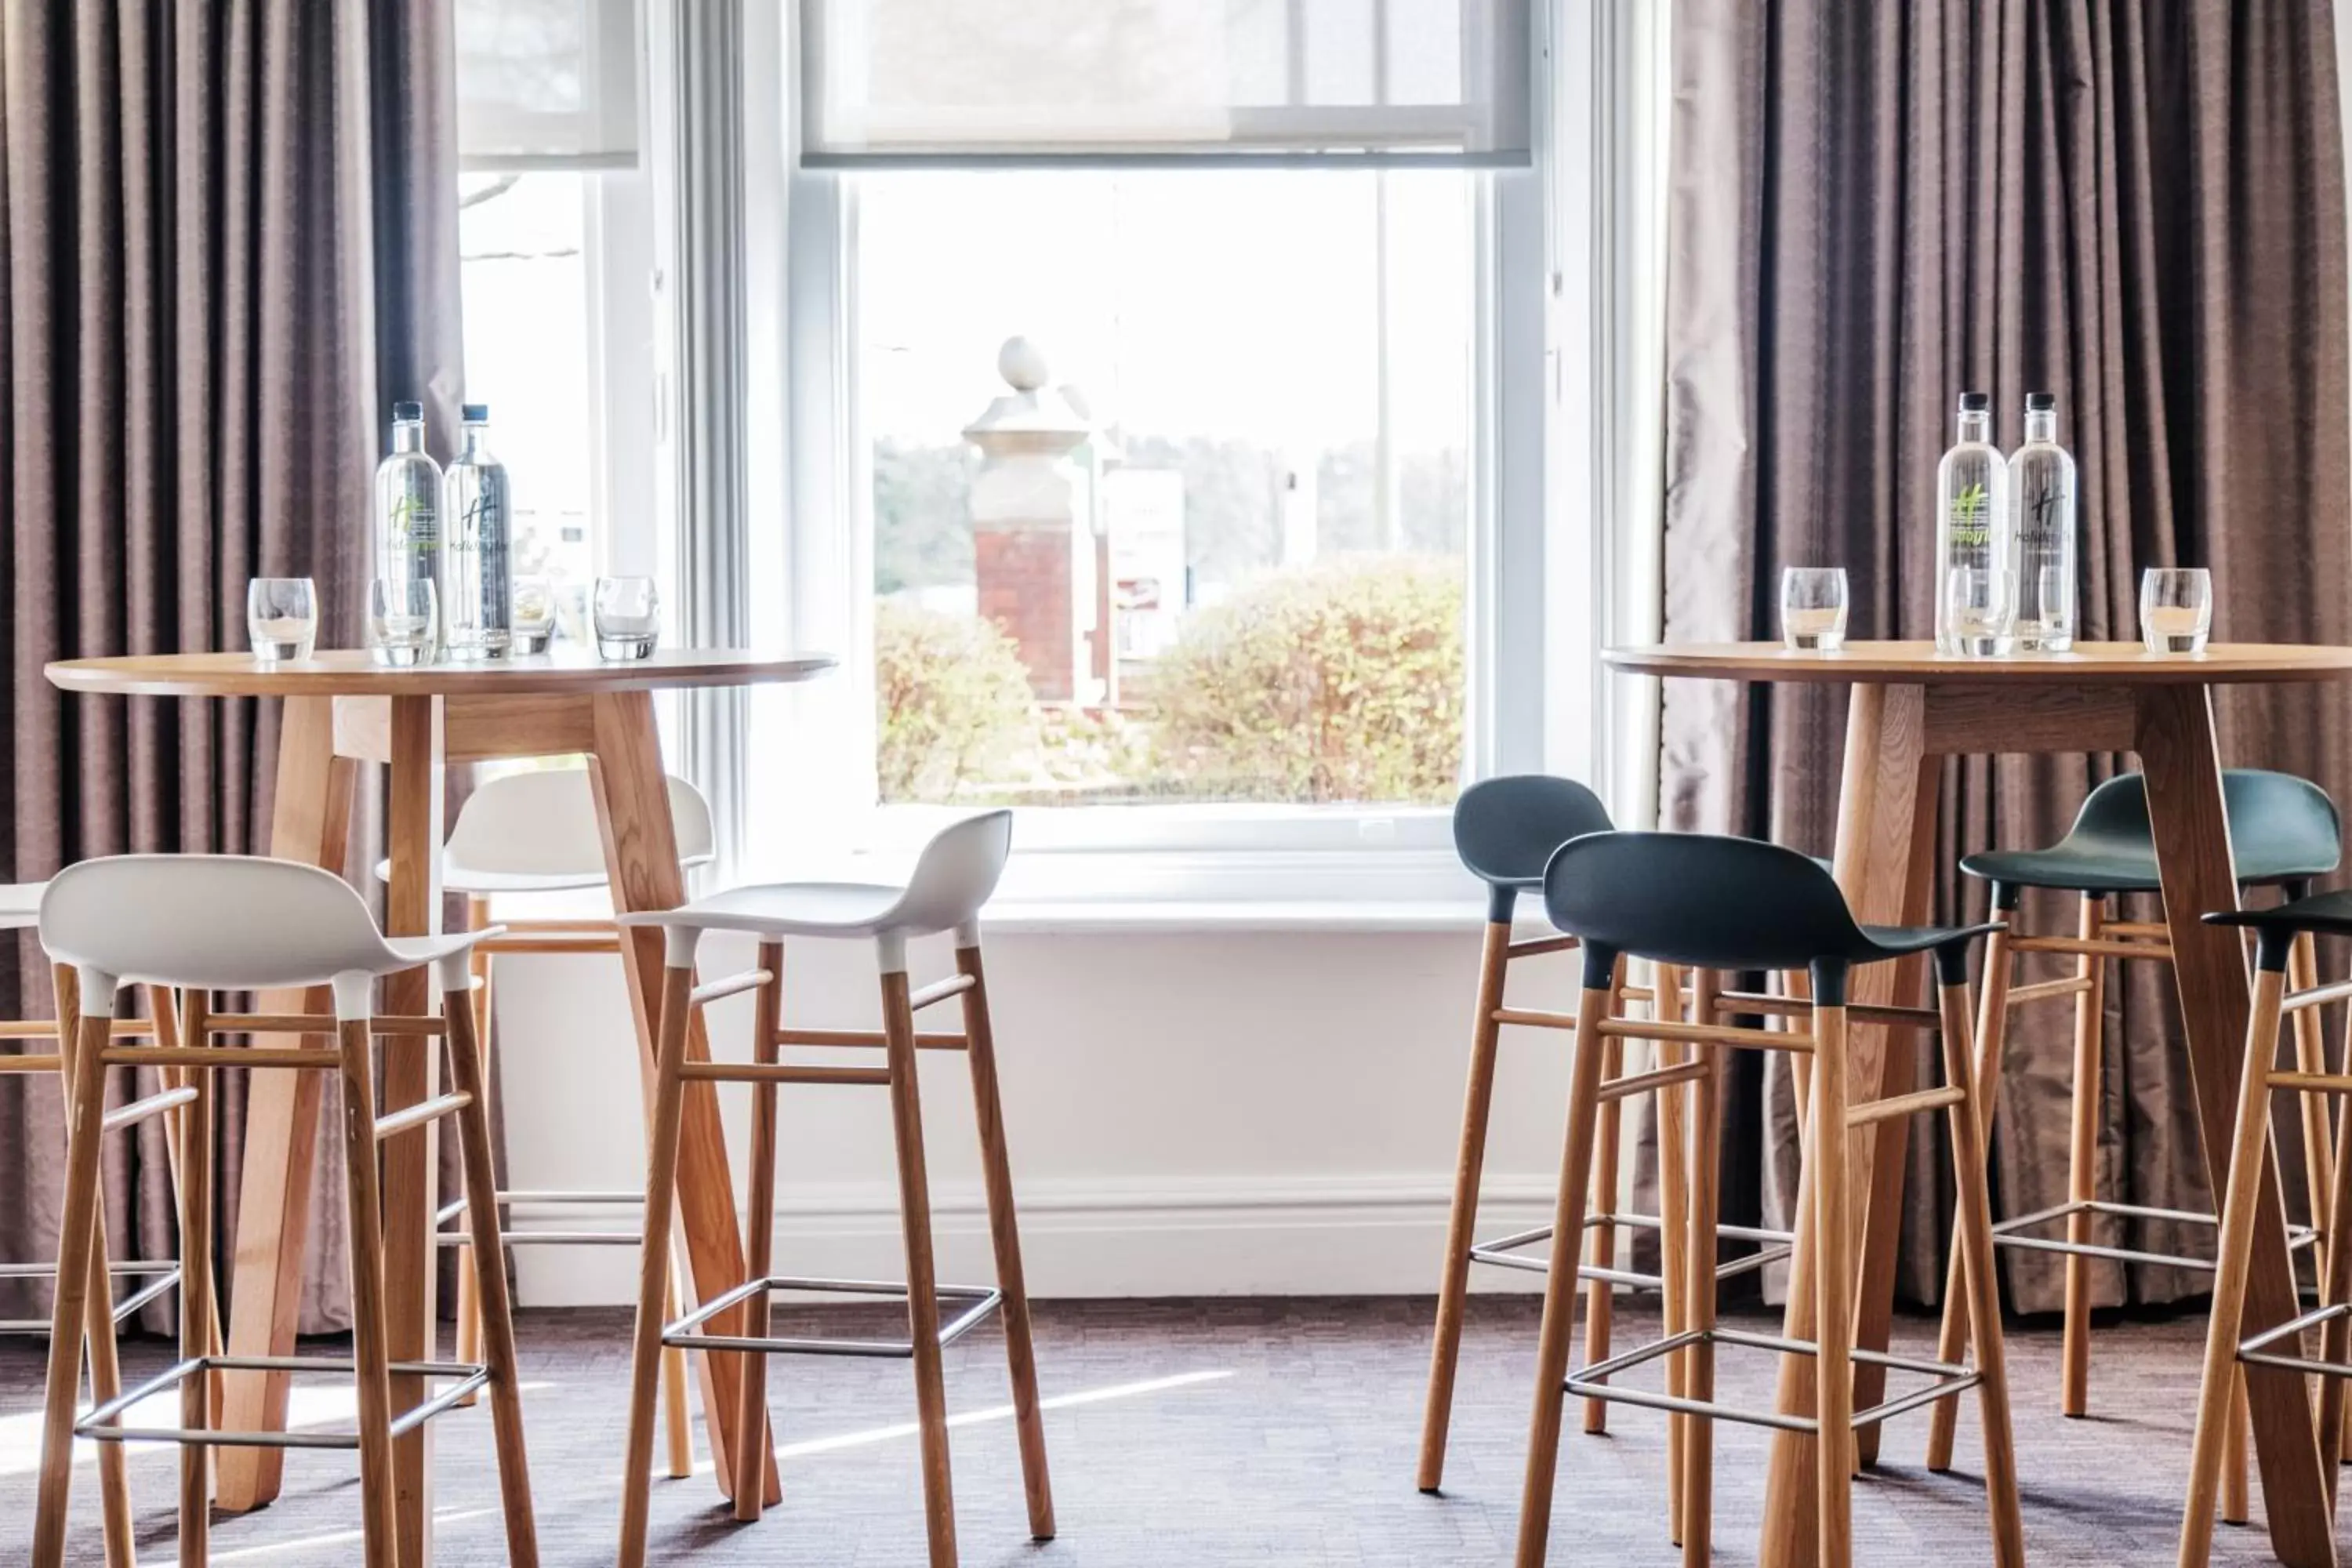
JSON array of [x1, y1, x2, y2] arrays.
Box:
[[975, 527, 1076, 701]]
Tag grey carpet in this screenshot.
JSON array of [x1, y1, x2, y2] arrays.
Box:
[[0, 1297, 2300, 1563]]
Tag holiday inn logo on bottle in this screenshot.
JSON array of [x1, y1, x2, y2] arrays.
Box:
[[1947, 481, 1992, 547]]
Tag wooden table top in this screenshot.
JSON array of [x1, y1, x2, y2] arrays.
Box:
[[46, 647, 837, 698], [1604, 639, 2352, 686]]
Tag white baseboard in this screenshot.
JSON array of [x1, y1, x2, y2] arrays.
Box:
[[509, 1172, 1564, 1305]]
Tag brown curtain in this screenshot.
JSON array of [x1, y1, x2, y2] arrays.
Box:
[[1657, 0, 2352, 1312], [0, 2, 464, 1332]]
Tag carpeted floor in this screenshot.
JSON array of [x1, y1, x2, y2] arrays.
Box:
[[0, 1296, 2306, 1564]]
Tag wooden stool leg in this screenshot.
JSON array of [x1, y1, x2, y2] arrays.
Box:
[[445, 958, 540, 1566], [1929, 920, 2013, 1471], [1417, 919, 1512, 1492], [1513, 974, 1617, 1568], [456, 896, 494, 1409], [662, 1265, 695, 1478], [2222, 1369, 2250, 1525], [1682, 971, 1725, 1568], [55, 964, 137, 1568], [958, 938, 1055, 1538], [882, 960, 959, 1568], [178, 994, 216, 1567], [32, 998, 118, 1567], [2313, 1033, 2352, 1512], [2289, 931, 2333, 1278], [2060, 895, 2106, 1418], [147, 985, 226, 1425], [732, 944, 786, 1522], [1581, 1029, 1626, 1435], [619, 957, 696, 1568], [333, 1011, 399, 1568], [1653, 967, 1693, 1546], [1810, 995, 1857, 1568], [1938, 967, 2026, 1568], [2177, 960, 2287, 1567]]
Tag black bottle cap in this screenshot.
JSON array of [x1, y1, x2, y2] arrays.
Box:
[[2026, 392, 2056, 412], [1958, 391, 1991, 412], [462, 403, 490, 421], [393, 401, 423, 421]]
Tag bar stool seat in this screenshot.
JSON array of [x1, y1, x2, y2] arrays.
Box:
[[613, 811, 1052, 1568], [1960, 768, 2338, 892], [0, 881, 40, 925], [27, 854, 537, 1568]]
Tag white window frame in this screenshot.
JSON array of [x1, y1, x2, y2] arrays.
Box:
[[702, 0, 1661, 906]]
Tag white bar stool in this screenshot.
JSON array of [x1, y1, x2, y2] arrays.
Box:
[[28, 855, 538, 1568], [385, 766, 710, 1469], [613, 810, 1052, 1568], [0, 882, 191, 1568]]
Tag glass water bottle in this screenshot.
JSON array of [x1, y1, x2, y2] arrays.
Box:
[[2009, 392, 2078, 652], [1933, 391, 2013, 656], [372, 402, 442, 613], [440, 404, 514, 660]]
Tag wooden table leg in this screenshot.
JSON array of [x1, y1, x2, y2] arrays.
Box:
[[589, 690, 782, 1506], [2139, 684, 2335, 1568], [216, 696, 356, 1512], [1757, 683, 1936, 1568], [379, 695, 448, 1565]]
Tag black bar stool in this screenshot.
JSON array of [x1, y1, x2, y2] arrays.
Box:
[[1418, 776, 1794, 1516], [2181, 888, 2352, 1566], [1514, 831, 2022, 1568], [1927, 768, 2339, 1488]]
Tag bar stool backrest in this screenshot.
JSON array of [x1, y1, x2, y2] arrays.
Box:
[[41, 854, 389, 991], [1543, 829, 1870, 975], [884, 809, 1014, 937], [1454, 775, 1613, 920], [2061, 768, 2340, 883], [444, 768, 716, 879]]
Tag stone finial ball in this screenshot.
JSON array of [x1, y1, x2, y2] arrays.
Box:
[[998, 336, 1051, 392]]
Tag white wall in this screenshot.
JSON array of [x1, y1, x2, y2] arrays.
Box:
[[495, 918, 1583, 1305]]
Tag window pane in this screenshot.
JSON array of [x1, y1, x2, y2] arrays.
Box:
[[858, 167, 1472, 809], [457, 172, 601, 632]]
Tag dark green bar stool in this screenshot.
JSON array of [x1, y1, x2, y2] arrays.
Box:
[[2182, 889, 2352, 1566], [1926, 768, 2339, 1490], [1417, 777, 1796, 1520], [1515, 831, 2021, 1568]]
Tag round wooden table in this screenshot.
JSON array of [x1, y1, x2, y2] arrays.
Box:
[[46, 647, 834, 1556], [1603, 641, 2352, 1568]]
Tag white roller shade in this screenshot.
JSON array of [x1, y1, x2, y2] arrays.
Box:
[[800, 0, 1531, 166], [457, 0, 642, 171]]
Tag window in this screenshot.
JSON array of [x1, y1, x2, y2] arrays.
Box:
[[858, 168, 1475, 815], [456, 167, 659, 644]]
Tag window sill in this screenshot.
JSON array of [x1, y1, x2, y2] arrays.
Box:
[[972, 897, 1528, 936]]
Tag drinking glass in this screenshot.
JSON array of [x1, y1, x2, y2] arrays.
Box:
[[510, 576, 556, 655], [1779, 568, 1849, 652], [2140, 567, 2213, 654], [1943, 566, 2014, 657], [593, 575, 660, 660], [246, 578, 318, 662], [366, 579, 437, 667]]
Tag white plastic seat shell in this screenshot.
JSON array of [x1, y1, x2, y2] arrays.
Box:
[[0, 881, 42, 933], [40, 855, 488, 999], [622, 811, 1012, 968], [372, 768, 716, 895]]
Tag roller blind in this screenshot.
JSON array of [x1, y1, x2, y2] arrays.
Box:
[[800, 0, 1531, 167], [456, 0, 642, 171]]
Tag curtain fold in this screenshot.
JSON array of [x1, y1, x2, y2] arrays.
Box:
[[1658, 0, 2352, 1312], [0, 0, 464, 1334]]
